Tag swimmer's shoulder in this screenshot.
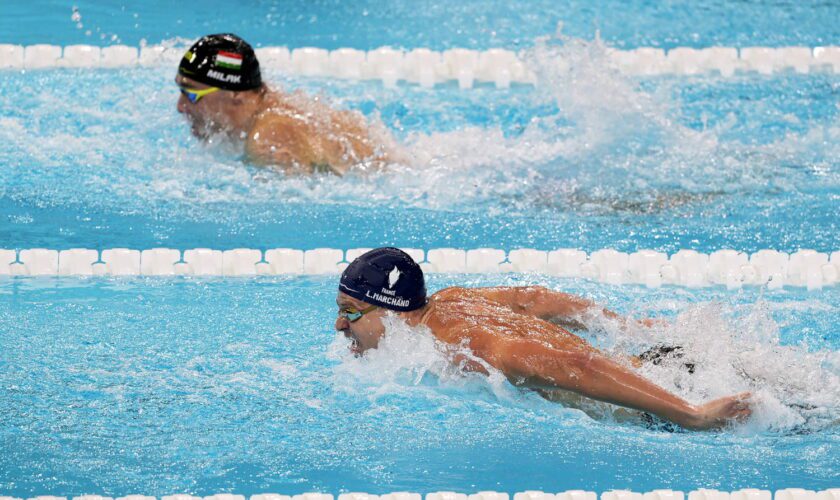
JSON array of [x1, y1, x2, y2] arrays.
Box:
[[245, 109, 314, 170], [249, 106, 306, 142], [430, 286, 470, 301], [424, 288, 476, 341], [429, 287, 492, 307]]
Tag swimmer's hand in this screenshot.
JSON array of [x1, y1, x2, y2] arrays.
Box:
[[683, 392, 753, 430]]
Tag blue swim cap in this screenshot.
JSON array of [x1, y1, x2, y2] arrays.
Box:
[[339, 247, 427, 312]]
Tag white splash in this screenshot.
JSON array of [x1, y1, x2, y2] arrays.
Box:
[[607, 299, 840, 433], [1, 35, 836, 215], [328, 298, 839, 433], [328, 313, 517, 403]]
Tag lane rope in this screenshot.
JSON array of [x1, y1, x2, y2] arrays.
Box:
[[0, 44, 838, 88], [6, 488, 840, 500], [1, 247, 837, 289]]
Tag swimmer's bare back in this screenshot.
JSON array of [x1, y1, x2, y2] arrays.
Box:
[[422, 287, 753, 430], [244, 91, 394, 175]]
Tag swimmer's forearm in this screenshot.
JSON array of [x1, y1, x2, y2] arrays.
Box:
[[569, 354, 698, 427], [504, 342, 699, 428]]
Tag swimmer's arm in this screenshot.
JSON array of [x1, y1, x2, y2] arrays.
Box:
[[476, 286, 633, 330], [473, 335, 746, 430]]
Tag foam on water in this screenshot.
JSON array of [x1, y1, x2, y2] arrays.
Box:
[[0, 36, 837, 251], [0, 277, 837, 494], [626, 299, 840, 433], [326, 295, 840, 434], [2, 36, 837, 215], [327, 35, 836, 213], [329, 314, 517, 401]]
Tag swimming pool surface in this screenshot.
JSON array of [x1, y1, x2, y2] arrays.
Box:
[[1, 277, 838, 496], [1, 0, 838, 497], [3, 0, 839, 49], [0, 61, 837, 253]]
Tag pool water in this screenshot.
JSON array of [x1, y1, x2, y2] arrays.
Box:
[[0, 277, 838, 496], [0, 44, 837, 252], [3, 0, 839, 49], [0, 0, 838, 497]]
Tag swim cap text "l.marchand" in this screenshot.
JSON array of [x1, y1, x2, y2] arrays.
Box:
[[178, 33, 262, 91], [339, 248, 427, 312]]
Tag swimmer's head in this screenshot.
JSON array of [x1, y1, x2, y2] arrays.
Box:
[[335, 248, 427, 354], [175, 33, 266, 139], [179, 33, 261, 91]]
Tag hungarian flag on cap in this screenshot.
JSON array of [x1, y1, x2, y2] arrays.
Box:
[[215, 51, 243, 70]]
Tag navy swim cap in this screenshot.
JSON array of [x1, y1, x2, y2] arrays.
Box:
[[178, 33, 262, 91], [339, 248, 427, 312]]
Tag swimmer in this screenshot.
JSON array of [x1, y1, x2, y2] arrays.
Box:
[[334, 247, 753, 431], [176, 33, 395, 174]]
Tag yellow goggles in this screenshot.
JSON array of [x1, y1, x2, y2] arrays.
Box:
[[339, 305, 378, 323], [178, 84, 221, 103]]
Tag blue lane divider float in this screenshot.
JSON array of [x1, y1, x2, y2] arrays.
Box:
[[1, 247, 838, 290], [1, 488, 839, 500], [0, 44, 838, 88]]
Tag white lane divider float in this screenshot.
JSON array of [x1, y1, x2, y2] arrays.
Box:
[[3, 490, 839, 500], [0, 247, 838, 289], [0, 43, 838, 88], [731, 491, 772, 500]]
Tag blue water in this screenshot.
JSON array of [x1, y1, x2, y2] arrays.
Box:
[[1, 0, 839, 497], [2, 0, 840, 49], [0, 56, 838, 252], [0, 276, 838, 497]]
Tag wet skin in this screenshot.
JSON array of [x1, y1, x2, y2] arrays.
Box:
[[176, 75, 393, 174], [335, 286, 753, 431]]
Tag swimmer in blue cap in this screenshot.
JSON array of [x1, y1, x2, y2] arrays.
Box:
[[336, 247, 753, 431], [176, 33, 394, 174]]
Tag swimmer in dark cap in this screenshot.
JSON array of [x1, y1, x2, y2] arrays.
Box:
[[176, 33, 394, 174], [335, 247, 753, 431]]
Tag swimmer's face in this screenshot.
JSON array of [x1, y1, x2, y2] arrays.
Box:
[[335, 292, 387, 355], [175, 75, 239, 139]]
